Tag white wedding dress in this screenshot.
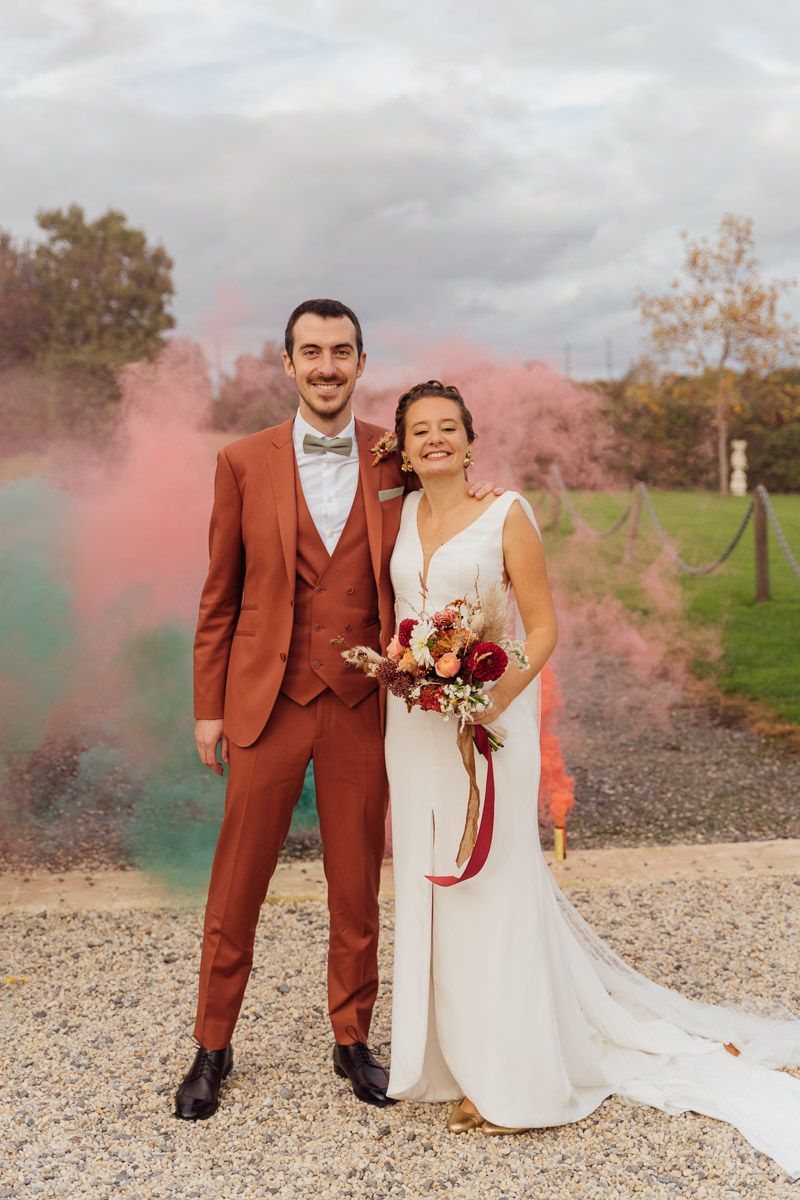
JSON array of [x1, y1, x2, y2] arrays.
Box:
[[385, 489, 800, 1178]]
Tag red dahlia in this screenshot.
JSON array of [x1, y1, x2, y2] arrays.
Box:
[[398, 618, 418, 648], [465, 641, 508, 683]]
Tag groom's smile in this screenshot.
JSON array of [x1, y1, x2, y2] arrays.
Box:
[[312, 378, 345, 394]]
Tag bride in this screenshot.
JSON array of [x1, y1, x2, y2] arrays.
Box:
[[383, 379, 800, 1177]]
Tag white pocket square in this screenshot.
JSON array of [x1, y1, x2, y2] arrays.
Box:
[[378, 486, 404, 502]]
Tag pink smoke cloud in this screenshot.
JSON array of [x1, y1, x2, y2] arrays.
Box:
[[69, 338, 216, 628], [356, 352, 617, 491]]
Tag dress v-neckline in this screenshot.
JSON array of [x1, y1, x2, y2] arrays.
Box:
[[415, 492, 503, 593]]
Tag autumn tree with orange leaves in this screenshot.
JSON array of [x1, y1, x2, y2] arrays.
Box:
[[637, 215, 799, 496]]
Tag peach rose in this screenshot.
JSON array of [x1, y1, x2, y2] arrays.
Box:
[[386, 636, 404, 661], [434, 652, 461, 678]]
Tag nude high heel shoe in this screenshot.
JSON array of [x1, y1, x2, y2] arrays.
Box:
[[479, 1120, 529, 1136], [447, 1100, 485, 1133]]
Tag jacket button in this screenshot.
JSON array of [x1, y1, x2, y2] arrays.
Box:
[[346, 586, 354, 594], [279, 652, 287, 662], [314, 623, 322, 631], [312, 659, 321, 669], [344, 623, 352, 632], [315, 585, 325, 593]]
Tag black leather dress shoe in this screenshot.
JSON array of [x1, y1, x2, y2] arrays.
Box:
[[333, 1042, 397, 1107], [174, 1043, 233, 1121]]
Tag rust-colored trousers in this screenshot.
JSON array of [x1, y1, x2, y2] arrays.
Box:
[[193, 689, 388, 1050]]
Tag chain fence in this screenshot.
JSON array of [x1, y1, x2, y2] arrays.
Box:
[[639, 485, 755, 576], [755, 485, 800, 581], [547, 469, 800, 585], [550, 467, 634, 538]]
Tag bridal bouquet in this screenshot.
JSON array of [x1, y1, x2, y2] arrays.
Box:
[[341, 585, 529, 879]]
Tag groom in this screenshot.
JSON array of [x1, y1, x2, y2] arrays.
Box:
[[175, 298, 492, 1120]]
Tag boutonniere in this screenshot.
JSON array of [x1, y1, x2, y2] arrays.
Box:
[[370, 430, 398, 466]]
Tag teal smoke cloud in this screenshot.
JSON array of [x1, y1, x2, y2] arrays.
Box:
[[0, 471, 318, 893]]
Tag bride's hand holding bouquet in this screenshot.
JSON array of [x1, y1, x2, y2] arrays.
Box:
[[469, 681, 513, 727]]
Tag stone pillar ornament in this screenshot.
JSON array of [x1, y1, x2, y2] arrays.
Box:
[[730, 439, 748, 498]]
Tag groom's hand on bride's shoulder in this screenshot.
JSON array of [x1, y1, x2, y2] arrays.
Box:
[[468, 480, 504, 500], [195, 718, 228, 776]]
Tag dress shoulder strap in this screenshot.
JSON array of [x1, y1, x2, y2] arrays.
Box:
[[400, 489, 423, 520], [489, 489, 541, 537]]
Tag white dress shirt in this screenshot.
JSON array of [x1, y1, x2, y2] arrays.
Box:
[[292, 410, 360, 554]]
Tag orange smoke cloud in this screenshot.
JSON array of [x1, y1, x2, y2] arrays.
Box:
[[538, 662, 575, 828]]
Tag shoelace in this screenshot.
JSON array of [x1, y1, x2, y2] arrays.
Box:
[[188, 1048, 218, 1082], [349, 1042, 377, 1069]]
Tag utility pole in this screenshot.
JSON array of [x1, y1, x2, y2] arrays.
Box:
[[213, 340, 222, 397]]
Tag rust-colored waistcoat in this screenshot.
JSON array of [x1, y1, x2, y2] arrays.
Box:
[[280, 463, 380, 707]]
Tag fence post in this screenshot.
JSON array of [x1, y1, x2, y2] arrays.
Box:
[[622, 482, 642, 565], [547, 486, 561, 533], [754, 487, 770, 602]]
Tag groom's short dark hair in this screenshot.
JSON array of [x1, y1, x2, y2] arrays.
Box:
[[284, 299, 364, 360]]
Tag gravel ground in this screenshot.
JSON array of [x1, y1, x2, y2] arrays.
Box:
[[551, 641, 800, 851], [4, 875, 800, 1200]]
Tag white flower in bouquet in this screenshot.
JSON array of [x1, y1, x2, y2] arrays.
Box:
[[409, 617, 435, 668]]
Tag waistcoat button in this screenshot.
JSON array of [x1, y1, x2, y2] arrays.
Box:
[[346, 586, 354, 594], [312, 659, 321, 669], [314, 623, 322, 631], [315, 585, 325, 593], [344, 623, 352, 632]]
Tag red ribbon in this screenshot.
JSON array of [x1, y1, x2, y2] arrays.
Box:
[[426, 725, 496, 887]]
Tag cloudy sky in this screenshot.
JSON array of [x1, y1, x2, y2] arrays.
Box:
[[3, 0, 800, 377]]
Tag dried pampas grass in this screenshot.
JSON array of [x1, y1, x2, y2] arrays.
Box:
[[472, 583, 510, 645]]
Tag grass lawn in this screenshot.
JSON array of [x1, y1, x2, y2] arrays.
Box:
[[538, 489, 800, 726]]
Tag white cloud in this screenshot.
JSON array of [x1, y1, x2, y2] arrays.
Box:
[[2, 0, 800, 377]]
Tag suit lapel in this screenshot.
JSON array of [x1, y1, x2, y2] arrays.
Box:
[[356, 418, 383, 588], [266, 418, 298, 589]]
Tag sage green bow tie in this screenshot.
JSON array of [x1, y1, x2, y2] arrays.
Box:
[[302, 433, 353, 457]]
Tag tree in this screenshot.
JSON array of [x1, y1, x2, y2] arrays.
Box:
[[33, 204, 175, 374], [637, 214, 799, 495], [213, 340, 297, 431], [598, 366, 716, 489], [0, 231, 50, 365]]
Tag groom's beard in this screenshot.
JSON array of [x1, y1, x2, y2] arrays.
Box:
[[300, 375, 355, 424]]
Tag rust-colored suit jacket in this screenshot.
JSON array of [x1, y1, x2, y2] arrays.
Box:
[[193, 416, 408, 747]]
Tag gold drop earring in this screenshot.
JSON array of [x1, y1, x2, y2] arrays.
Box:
[[463, 447, 474, 469], [401, 452, 414, 473]]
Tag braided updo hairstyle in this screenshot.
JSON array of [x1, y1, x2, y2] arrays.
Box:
[[394, 380, 477, 452]]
